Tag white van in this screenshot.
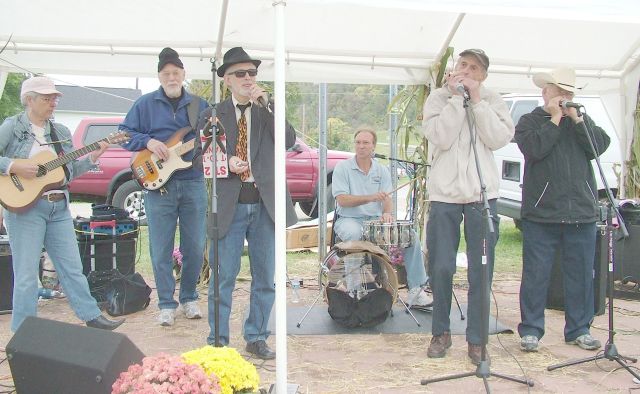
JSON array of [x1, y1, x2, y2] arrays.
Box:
[[495, 94, 621, 225]]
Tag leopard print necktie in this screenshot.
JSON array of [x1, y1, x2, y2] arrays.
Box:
[[236, 103, 251, 181]]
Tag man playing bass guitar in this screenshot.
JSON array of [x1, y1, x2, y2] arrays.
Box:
[[120, 47, 208, 326]]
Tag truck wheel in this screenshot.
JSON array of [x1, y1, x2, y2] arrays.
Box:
[[112, 180, 147, 225], [300, 184, 334, 219]]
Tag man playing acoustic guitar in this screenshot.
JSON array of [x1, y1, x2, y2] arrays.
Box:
[[0, 76, 124, 332]]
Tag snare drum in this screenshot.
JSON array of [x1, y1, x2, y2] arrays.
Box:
[[362, 220, 415, 249]]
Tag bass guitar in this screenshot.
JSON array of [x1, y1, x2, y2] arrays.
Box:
[[130, 127, 198, 190], [0, 131, 130, 213]]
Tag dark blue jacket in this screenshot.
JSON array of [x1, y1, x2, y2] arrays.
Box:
[[120, 87, 207, 180]]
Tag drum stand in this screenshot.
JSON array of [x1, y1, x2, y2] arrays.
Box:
[[421, 94, 532, 391]]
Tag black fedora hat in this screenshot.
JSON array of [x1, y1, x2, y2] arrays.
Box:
[[217, 47, 262, 77]]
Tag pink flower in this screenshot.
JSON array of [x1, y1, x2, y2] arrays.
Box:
[[112, 353, 221, 394], [172, 247, 183, 267], [387, 245, 404, 266]]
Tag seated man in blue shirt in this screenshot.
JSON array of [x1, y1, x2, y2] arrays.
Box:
[[332, 128, 430, 307]]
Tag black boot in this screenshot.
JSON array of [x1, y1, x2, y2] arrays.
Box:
[[86, 315, 125, 330]]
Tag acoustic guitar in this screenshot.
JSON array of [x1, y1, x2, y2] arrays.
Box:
[[130, 127, 198, 190], [0, 131, 130, 213]]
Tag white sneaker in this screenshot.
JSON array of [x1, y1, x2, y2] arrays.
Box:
[[158, 309, 176, 326], [407, 287, 432, 307], [182, 301, 202, 319]]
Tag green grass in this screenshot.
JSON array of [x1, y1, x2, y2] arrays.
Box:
[[132, 218, 523, 284]]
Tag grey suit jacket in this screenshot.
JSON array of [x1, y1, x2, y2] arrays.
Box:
[[214, 98, 298, 238]]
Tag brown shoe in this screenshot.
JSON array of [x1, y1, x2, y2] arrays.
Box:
[[468, 343, 490, 365], [427, 332, 452, 358]]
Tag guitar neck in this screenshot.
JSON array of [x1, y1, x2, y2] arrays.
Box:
[[174, 139, 196, 156], [44, 139, 105, 171]]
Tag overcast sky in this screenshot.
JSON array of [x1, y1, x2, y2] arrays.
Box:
[[49, 74, 160, 94]]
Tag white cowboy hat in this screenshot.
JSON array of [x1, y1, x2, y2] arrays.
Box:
[[533, 67, 580, 93]]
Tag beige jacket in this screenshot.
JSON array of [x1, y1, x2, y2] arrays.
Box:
[[422, 86, 514, 204]]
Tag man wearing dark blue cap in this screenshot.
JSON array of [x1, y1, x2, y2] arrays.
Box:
[[120, 47, 208, 327], [206, 47, 297, 359]]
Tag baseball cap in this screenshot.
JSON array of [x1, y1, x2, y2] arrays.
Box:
[[459, 49, 490, 70], [20, 76, 62, 100]]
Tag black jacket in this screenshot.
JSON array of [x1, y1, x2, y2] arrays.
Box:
[[515, 106, 611, 223]]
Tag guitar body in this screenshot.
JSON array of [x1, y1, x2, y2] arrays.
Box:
[[131, 127, 194, 190], [0, 151, 65, 213]]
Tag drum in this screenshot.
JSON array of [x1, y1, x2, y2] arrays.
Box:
[[321, 241, 398, 327], [362, 220, 415, 250]]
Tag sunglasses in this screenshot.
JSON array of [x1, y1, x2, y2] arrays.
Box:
[[227, 69, 258, 78]]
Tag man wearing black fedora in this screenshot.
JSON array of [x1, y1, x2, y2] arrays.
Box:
[[206, 47, 297, 359]]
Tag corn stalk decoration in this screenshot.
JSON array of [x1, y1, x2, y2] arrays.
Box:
[[623, 84, 640, 199], [387, 47, 454, 232]]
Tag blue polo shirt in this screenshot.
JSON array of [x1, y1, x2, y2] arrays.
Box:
[[332, 156, 392, 218]]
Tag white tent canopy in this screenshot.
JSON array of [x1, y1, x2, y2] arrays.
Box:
[[2, 0, 639, 152], [1, 0, 639, 88], [2, 1, 640, 391]]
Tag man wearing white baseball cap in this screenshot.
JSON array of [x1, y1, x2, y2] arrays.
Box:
[[515, 67, 610, 353], [0, 75, 124, 332]]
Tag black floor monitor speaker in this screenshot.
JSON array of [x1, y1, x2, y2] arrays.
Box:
[[6, 317, 144, 394], [547, 228, 607, 316], [0, 235, 13, 313]]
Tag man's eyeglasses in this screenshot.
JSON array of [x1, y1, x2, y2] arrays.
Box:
[[39, 95, 60, 105], [227, 69, 258, 78]]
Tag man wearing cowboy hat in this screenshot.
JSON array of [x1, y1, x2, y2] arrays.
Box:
[[206, 47, 297, 359], [120, 48, 209, 326], [515, 67, 610, 352]]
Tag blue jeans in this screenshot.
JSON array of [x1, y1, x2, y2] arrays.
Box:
[[145, 178, 206, 310], [334, 216, 428, 289], [4, 198, 101, 332], [518, 220, 596, 342], [207, 201, 275, 346], [427, 200, 499, 345]]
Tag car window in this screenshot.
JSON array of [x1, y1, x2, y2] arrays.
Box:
[[84, 124, 122, 147], [511, 100, 539, 125]]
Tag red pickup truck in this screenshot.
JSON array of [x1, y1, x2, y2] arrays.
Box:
[[68, 117, 352, 223]]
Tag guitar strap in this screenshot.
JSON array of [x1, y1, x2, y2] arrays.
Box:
[[188, 96, 204, 164], [187, 97, 200, 131], [48, 121, 71, 184]]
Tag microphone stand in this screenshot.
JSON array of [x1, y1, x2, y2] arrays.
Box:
[[421, 94, 533, 391], [206, 58, 221, 347], [547, 109, 639, 379]]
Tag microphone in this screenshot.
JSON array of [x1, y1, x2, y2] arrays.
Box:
[[256, 95, 268, 108], [455, 83, 470, 100], [255, 95, 273, 114], [560, 100, 584, 109]]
